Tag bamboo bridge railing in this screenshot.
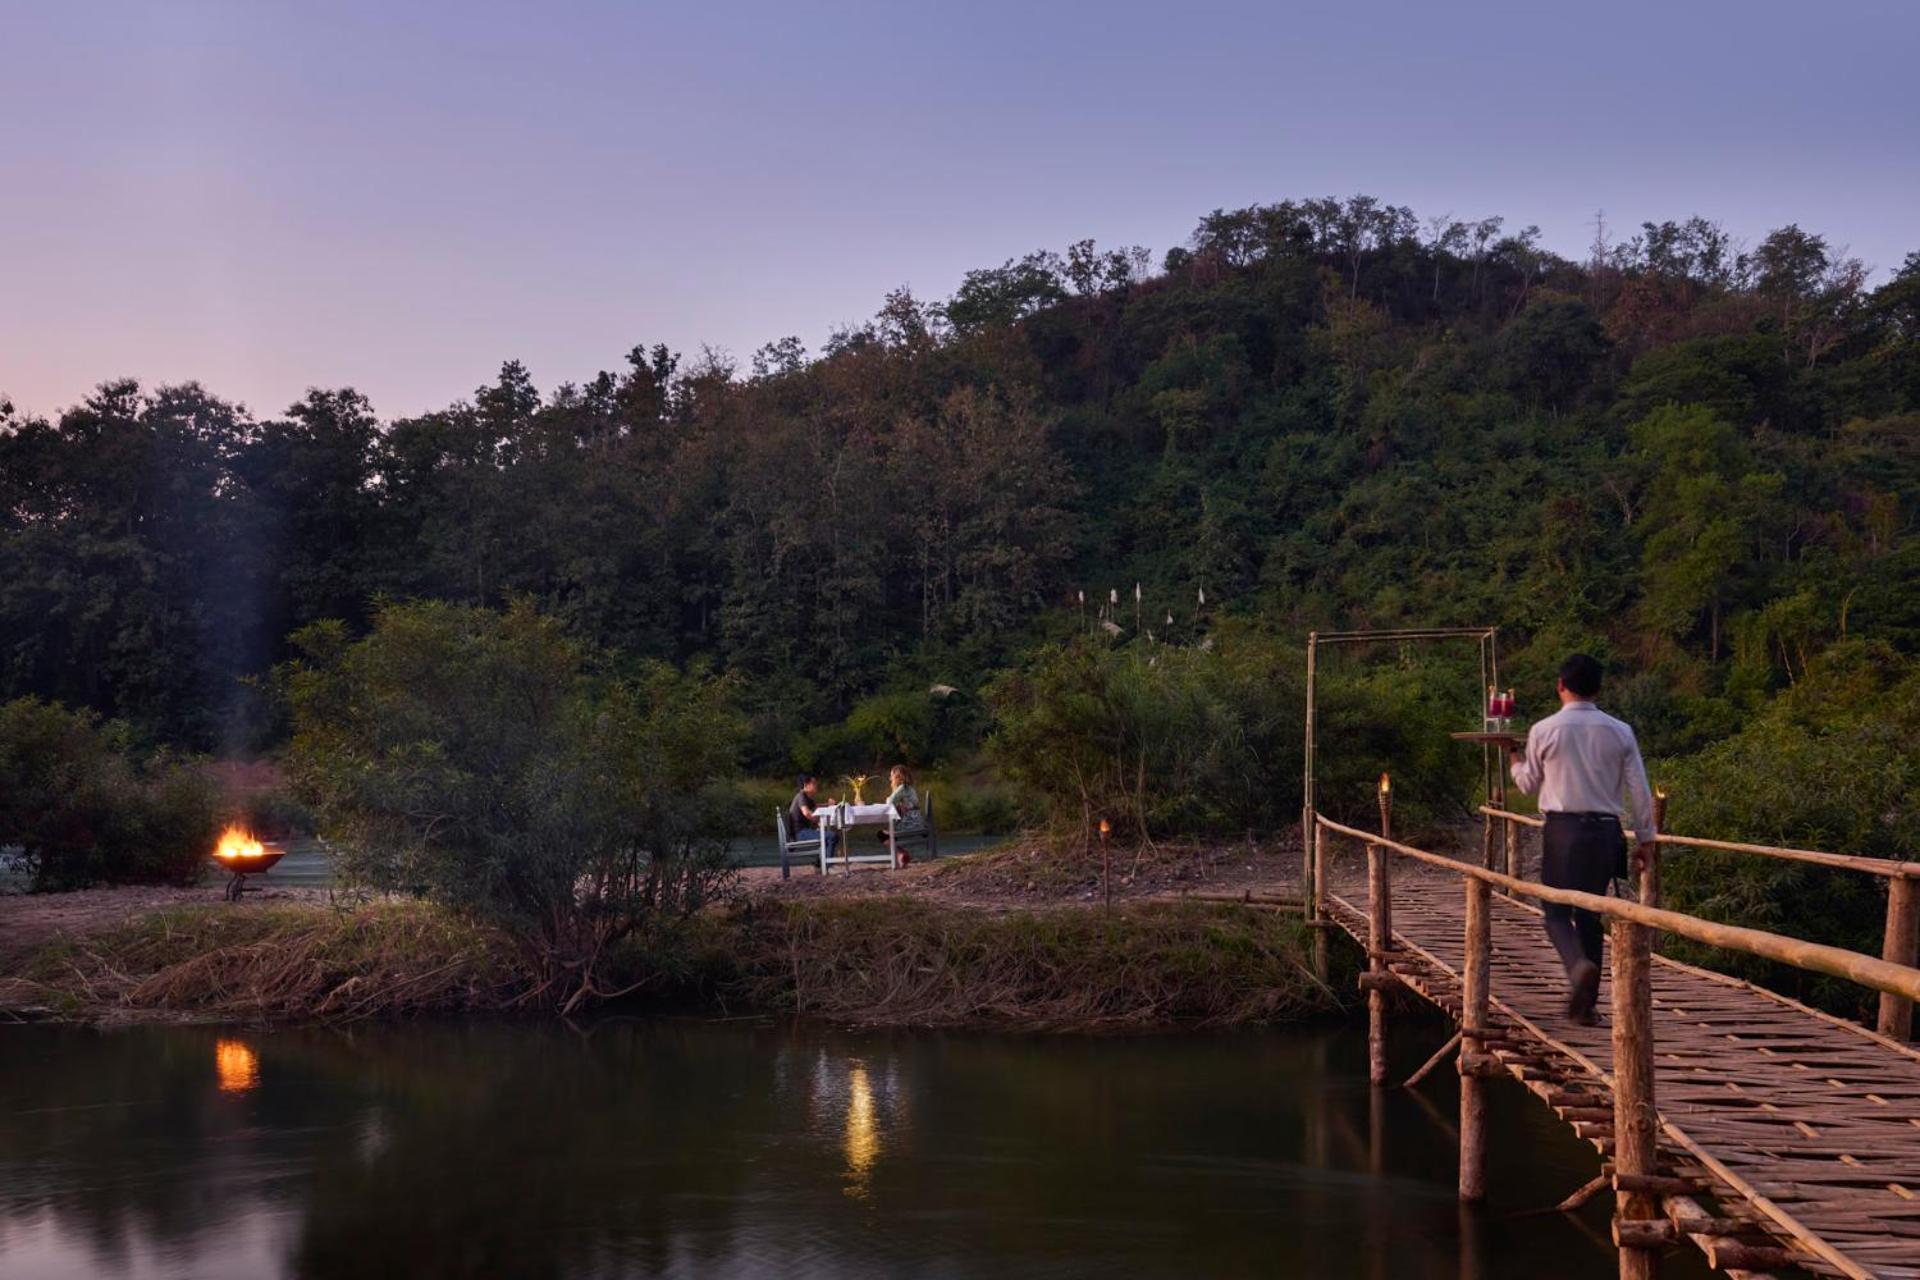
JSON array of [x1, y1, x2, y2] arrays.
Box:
[[1311, 792, 1920, 1280], [1479, 802, 1920, 1041]]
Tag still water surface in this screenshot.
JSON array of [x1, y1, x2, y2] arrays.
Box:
[[0, 1019, 1707, 1279]]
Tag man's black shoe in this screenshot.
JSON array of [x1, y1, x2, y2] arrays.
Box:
[[1566, 959, 1601, 1021]]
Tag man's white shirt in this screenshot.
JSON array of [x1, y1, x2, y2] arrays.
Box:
[[1509, 701, 1657, 839]]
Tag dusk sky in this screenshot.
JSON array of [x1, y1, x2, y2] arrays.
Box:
[[4, 0, 1916, 421]]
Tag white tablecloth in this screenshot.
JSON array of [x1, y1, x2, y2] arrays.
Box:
[[820, 802, 896, 829]]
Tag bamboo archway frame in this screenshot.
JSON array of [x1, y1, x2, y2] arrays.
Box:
[[1300, 626, 1501, 918]]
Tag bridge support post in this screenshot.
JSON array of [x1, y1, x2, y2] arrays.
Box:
[[1458, 874, 1490, 1202], [1366, 838, 1392, 1086], [1610, 914, 1659, 1279], [1879, 875, 1918, 1040], [1311, 821, 1329, 981]]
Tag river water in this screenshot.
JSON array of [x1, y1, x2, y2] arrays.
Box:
[[0, 1018, 1707, 1279]]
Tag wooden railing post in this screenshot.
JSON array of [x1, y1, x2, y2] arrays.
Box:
[[1641, 787, 1667, 909], [1302, 803, 1317, 920], [1494, 763, 1517, 877], [1302, 632, 1317, 920], [1610, 912, 1659, 1279], [1459, 874, 1490, 1202], [1879, 875, 1919, 1041], [1312, 818, 1326, 920], [1366, 774, 1394, 1087], [1480, 807, 1497, 872], [1366, 838, 1392, 1086]]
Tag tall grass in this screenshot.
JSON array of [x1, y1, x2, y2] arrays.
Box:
[[11, 896, 1345, 1031], [14, 903, 540, 1021], [726, 898, 1341, 1029]]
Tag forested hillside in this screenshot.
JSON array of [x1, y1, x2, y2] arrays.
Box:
[[4, 195, 1916, 774]]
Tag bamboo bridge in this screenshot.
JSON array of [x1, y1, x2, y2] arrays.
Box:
[[1305, 794, 1920, 1280]]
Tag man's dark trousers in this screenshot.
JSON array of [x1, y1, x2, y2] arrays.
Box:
[[1540, 812, 1622, 977]]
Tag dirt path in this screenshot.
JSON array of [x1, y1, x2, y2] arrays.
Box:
[[0, 838, 1307, 974], [747, 835, 1304, 911]]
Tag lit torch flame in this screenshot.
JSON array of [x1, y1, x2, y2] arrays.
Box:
[[214, 825, 266, 861], [1378, 773, 1391, 798]]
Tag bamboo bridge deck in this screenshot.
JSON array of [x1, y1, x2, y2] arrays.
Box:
[[1323, 854, 1920, 1280]]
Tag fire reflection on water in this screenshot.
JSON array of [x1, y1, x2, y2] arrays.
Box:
[[843, 1064, 879, 1199], [215, 1039, 260, 1094]]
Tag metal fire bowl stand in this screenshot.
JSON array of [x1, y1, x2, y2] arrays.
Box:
[[216, 850, 286, 901]]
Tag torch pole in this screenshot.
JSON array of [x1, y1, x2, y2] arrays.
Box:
[[1099, 819, 1112, 910]]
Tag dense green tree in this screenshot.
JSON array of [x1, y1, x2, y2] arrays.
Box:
[[1, 191, 1913, 786], [1632, 405, 1785, 661], [0, 698, 220, 888]]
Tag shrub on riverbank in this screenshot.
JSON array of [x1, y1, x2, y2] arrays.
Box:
[[285, 601, 745, 1013], [0, 698, 222, 890]]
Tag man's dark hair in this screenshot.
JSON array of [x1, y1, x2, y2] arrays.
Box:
[[796, 773, 816, 788], [1559, 654, 1603, 698]]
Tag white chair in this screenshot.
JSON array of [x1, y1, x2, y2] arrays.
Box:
[[775, 808, 823, 880], [890, 791, 939, 862]]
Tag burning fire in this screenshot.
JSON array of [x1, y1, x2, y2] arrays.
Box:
[[214, 825, 266, 861]]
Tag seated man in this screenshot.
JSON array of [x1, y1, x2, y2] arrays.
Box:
[[789, 774, 839, 858]]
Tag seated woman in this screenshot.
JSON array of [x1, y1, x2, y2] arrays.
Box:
[[876, 765, 925, 860]]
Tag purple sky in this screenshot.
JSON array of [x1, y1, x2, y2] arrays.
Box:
[[4, 0, 1916, 421]]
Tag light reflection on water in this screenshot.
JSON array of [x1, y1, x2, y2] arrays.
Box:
[[214, 1039, 261, 1095], [843, 1063, 879, 1199], [0, 1020, 1715, 1279]]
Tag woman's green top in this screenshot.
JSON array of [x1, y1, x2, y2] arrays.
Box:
[[887, 783, 922, 825]]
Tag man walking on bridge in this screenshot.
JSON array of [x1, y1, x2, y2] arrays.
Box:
[[1507, 654, 1657, 1025]]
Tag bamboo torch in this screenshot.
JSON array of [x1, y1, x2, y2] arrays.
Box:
[[1643, 785, 1667, 909], [1099, 817, 1113, 909]]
